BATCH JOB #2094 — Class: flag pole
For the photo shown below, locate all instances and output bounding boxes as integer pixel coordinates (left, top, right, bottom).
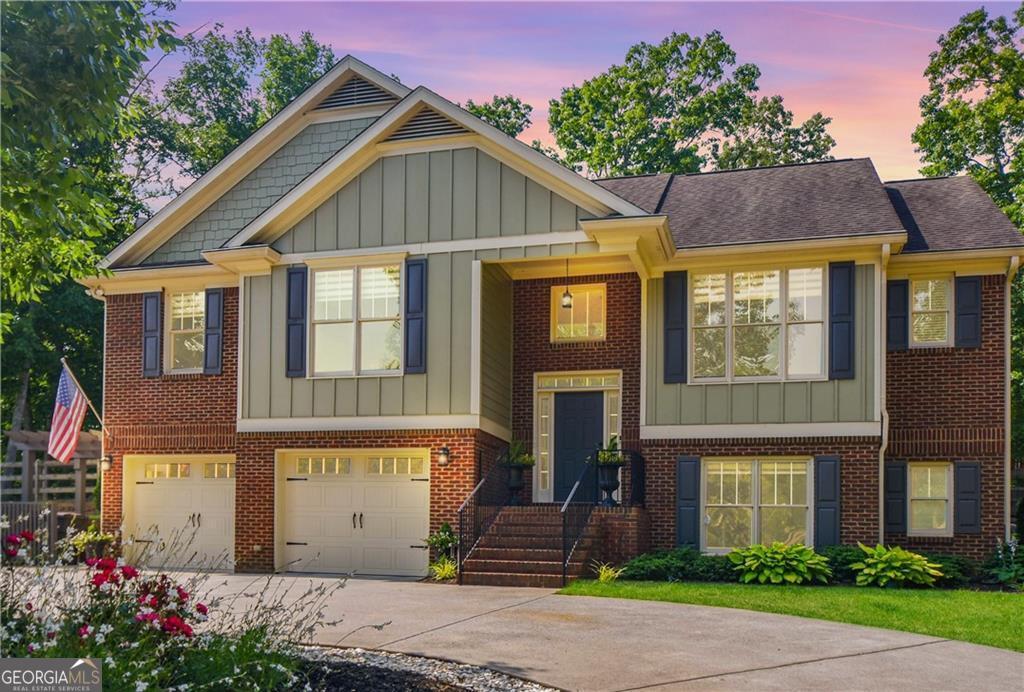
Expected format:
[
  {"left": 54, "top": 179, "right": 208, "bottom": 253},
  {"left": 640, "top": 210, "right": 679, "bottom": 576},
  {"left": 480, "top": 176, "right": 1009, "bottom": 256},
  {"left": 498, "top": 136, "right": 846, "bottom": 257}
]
[{"left": 59, "top": 357, "right": 105, "bottom": 431}]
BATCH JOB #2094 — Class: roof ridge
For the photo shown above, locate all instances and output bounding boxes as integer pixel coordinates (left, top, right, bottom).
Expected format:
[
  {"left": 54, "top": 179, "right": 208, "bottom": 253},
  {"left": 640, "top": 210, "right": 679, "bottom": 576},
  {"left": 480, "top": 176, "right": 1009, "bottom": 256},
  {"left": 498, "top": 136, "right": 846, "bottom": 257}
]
[
  {"left": 884, "top": 175, "right": 957, "bottom": 184},
  {"left": 681, "top": 157, "right": 861, "bottom": 178},
  {"left": 593, "top": 172, "right": 667, "bottom": 182}
]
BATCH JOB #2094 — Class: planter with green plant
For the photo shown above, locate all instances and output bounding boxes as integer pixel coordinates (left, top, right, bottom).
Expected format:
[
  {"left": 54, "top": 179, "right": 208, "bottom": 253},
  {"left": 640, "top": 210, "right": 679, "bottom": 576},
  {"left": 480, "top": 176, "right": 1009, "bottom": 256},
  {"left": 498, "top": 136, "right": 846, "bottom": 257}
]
[
  {"left": 68, "top": 523, "right": 116, "bottom": 562},
  {"left": 595, "top": 435, "right": 625, "bottom": 507},
  {"left": 505, "top": 440, "right": 535, "bottom": 505}
]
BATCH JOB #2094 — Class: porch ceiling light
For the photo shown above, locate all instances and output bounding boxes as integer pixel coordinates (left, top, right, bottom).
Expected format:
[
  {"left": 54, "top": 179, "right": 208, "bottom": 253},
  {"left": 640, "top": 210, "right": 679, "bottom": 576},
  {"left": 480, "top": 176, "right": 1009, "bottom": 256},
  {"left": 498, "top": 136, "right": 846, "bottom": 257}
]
[
  {"left": 437, "top": 446, "right": 451, "bottom": 467},
  {"left": 561, "top": 258, "right": 573, "bottom": 309}
]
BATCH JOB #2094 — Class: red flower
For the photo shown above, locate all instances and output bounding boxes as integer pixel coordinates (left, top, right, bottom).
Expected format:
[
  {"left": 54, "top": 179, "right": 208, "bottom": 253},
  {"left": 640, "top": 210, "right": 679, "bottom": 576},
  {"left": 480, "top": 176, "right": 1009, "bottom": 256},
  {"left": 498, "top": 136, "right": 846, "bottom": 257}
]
[
  {"left": 85, "top": 557, "right": 99, "bottom": 567},
  {"left": 90, "top": 572, "right": 109, "bottom": 588},
  {"left": 25, "top": 602, "right": 32, "bottom": 611},
  {"left": 78, "top": 624, "right": 91, "bottom": 638},
  {"left": 160, "top": 615, "right": 193, "bottom": 638},
  {"left": 121, "top": 565, "right": 140, "bottom": 580},
  {"left": 135, "top": 611, "right": 158, "bottom": 623},
  {"left": 195, "top": 603, "right": 208, "bottom": 615},
  {"left": 175, "top": 586, "right": 189, "bottom": 602},
  {"left": 19, "top": 530, "right": 35, "bottom": 542},
  {"left": 95, "top": 557, "right": 117, "bottom": 572},
  {"left": 5, "top": 534, "right": 21, "bottom": 545},
  {"left": 47, "top": 631, "right": 56, "bottom": 640},
  {"left": 3, "top": 548, "right": 16, "bottom": 558}
]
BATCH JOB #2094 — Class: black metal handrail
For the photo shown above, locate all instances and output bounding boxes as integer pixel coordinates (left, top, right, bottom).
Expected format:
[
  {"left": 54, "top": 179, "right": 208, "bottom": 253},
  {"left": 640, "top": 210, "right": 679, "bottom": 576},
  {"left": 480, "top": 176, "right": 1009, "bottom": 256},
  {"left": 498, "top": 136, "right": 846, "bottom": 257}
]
[
  {"left": 560, "top": 447, "right": 600, "bottom": 585},
  {"left": 456, "top": 445, "right": 510, "bottom": 583}
]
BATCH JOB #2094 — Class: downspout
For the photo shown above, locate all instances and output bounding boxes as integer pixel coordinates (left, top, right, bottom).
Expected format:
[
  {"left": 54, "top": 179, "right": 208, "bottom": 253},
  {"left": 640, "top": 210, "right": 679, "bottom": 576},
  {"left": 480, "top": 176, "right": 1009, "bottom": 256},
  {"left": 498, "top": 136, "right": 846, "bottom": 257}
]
[
  {"left": 878, "top": 245, "right": 891, "bottom": 545},
  {"left": 1006, "top": 256, "right": 1020, "bottom": 541}
]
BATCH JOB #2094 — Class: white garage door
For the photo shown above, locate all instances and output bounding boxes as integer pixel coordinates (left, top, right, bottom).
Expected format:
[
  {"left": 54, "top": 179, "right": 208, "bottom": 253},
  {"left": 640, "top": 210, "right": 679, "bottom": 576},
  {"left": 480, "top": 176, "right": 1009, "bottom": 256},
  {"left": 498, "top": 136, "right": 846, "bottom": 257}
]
[
  {"left": 126, "top": 457, "right": 235, "bottom": 570},
  {"left": 281, "top": 452, "right": 430, "bottom": 576}
]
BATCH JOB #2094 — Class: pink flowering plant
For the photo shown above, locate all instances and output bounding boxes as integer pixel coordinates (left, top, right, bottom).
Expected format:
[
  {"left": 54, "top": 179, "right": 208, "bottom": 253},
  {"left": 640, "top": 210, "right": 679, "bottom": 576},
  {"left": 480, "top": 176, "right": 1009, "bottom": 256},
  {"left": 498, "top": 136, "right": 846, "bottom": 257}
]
[{"left": 1, "top": 510, "right": 347, "bottom": 690}]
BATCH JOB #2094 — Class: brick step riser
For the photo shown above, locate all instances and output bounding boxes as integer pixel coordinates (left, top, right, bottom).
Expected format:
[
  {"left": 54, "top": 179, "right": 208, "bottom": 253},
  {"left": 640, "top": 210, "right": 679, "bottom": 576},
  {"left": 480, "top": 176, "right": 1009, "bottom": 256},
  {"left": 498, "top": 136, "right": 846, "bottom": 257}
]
[
  {"left": 462, "top": 559, "right": 586, "bottom": 575},
  {"left": 476, "top": 536, "right": 595, "bottom": 550},
  {"left": 468, "top": 548, "right": 562, "bottom": 562},
  {"left": 478, "top": 526, "right": 565, "bottom": 538},
  {"left": 460, "top": 572, "right": 570, "bottom": 588}
]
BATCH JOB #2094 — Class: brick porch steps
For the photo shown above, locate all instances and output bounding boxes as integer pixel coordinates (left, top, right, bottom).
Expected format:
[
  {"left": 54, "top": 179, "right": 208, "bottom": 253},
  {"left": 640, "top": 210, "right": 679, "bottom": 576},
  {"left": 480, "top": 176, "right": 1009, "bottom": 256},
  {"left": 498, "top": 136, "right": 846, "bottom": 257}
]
[{"left": 460, "top": 505, "right": 597, "bottom": 587}]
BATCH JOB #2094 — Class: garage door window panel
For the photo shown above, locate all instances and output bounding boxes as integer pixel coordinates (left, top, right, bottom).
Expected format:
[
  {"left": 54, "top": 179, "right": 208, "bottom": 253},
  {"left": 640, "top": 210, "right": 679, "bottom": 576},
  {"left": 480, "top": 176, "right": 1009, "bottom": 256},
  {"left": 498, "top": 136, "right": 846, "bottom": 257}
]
[{"left": 145, "top": 462, "right": 191, "bottom": 479}]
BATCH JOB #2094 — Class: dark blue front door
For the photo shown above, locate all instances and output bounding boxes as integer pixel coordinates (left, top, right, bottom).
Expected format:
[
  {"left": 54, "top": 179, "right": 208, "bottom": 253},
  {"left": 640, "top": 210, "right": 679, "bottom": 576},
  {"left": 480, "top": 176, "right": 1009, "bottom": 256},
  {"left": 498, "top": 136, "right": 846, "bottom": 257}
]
[{"left": 553, "top": 391, "right": 604, "bottom": 503}]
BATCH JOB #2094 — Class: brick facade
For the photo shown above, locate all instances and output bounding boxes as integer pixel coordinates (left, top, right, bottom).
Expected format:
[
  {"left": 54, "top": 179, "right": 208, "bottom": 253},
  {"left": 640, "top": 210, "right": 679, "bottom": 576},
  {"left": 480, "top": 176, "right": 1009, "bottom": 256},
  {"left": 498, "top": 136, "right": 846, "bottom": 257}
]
[
  {"left": 884, "top": 273, "right": 1007, "bottom": 559},
  {"left": 639, "top": 437, "right": 882, "bottom": 551}
]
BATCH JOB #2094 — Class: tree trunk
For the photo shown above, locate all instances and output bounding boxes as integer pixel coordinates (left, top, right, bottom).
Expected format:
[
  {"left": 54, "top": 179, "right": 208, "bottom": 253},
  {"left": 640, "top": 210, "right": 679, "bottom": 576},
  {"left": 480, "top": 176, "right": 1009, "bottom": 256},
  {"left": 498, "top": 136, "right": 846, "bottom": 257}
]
[{"left": 4, "top": 369, "right": 30, "bottom": 466}]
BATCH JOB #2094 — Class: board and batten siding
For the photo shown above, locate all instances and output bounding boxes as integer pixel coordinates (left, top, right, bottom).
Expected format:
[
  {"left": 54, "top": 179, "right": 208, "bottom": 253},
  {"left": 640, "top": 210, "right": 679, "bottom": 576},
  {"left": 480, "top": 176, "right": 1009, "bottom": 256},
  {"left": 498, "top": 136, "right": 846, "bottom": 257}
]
[
  {"left": 272, "top": 147, "right": 585, "bottom": 253},
  {"left": 144, "top": 117, "right": 378, "bottom": 265},
  {"left": 480, "top": 264, "right": 513, "bottom": 429},
  {"left": 645, "top": 264, "right": 876, "bottom": 425}
]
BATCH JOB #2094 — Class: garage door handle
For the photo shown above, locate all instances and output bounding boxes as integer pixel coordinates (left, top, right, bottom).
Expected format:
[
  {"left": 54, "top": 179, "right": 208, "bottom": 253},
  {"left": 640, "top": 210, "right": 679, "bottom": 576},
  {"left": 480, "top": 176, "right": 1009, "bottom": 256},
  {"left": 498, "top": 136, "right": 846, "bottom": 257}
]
[
  {"left": 285, "top": 477, "right": 308, "bottom": 481},
  {"left": 410, "top": 478, "right": 429, "bottom": 482},
  {"left": 359, "top": 512, "right": 363, "bottom": 529},
  {"left": 286, "top": 542, "right": 307, "bottom": 546},
  {"left": 352, "top": 512, "right": 356, "bottom": 529},
  {"left": 196, "top": 513, "right": 201, "bottom": 528},
  {"left": 410, "top": 545, "right": 428, "bottom": 549},
  {"left": 136, "top": 481, "right": 154, "bottom": 485}
]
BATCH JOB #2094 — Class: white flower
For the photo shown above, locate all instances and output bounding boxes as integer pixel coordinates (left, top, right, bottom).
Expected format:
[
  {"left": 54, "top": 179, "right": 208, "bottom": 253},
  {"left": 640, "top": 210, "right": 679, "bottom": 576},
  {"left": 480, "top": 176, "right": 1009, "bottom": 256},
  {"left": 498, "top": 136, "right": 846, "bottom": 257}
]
[
  {"left": 135, "top": 682, "right": 148, "bottom": 691},
  {"left": 95, "top": 634, "right": 105, "bottom": 644}
]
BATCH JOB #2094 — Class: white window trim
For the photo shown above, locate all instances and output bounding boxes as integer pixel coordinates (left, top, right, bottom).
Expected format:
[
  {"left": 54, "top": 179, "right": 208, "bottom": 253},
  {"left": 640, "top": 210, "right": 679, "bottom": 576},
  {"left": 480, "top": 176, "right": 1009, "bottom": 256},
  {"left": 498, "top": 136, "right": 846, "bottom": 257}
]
[
  {"left": 164, "top": 289, "right": 206, "bottom": 375},
  {"left": 700, "top": 456, "right": 814, "bottom": 554},
  {"left": 308, "top": 262, "right": 404, "bottom": 378},
  {"left": 907, "top": 461, "right": 954, "bottom": 537},
  {"left": 549, "top": 283, "right": 607, "bottom": 343},
  {"left": 909, "top": 275, "right": 954, "bottom": 349},
  {"left": 688, "top": 265, "right": 829, "bottom": 384}
]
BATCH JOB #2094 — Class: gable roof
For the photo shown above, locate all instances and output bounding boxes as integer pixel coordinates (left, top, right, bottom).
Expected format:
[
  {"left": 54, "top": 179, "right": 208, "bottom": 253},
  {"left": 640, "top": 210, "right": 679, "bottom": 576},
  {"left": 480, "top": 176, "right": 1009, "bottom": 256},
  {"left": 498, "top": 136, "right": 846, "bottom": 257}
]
[
  {"left": 885, "top": 176, "right": 1023, "bottom": 253},
  {"left": 225, "top": 88, "right": 647, "bottom": 248},
  {"left": 597, "top": 159, "right": 906, "bottom": 249},
  {"left": 101, "top": 56, "right": 409, "bottom": 268}
]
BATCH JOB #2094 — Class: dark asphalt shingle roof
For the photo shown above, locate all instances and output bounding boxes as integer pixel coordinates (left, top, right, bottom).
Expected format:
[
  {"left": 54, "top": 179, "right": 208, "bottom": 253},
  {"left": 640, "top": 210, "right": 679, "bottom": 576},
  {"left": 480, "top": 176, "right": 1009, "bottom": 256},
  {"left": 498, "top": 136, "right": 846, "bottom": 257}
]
[
  {"left": 594, "top": 159, "right": 1022, "bottom": 253},
  {"left": 885, "top": 176, "right": 1023, "bottom": 252}
]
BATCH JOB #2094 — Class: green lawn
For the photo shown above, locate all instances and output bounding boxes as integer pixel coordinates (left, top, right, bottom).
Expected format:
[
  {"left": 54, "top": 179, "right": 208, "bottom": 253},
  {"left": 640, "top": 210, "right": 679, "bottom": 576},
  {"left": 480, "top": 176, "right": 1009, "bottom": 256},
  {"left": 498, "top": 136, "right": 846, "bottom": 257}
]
[{"left": 561, "top": 581, "right": 1024, "bottom": 652}]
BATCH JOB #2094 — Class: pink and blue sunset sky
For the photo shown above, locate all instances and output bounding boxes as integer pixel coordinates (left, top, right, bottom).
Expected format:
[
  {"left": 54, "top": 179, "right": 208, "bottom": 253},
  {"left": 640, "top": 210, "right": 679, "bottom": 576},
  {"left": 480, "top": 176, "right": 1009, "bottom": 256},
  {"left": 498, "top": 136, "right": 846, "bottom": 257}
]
[{"left": 155, "top": 1, "right": 1019, "bottom": 181}]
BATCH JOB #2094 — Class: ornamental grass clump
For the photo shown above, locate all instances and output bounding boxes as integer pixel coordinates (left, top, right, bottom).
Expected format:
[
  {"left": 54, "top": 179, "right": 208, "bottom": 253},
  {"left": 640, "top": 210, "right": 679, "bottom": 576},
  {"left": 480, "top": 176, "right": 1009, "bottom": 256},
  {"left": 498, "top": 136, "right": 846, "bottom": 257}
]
[
  {"left": 728, "top": 542, "right": 832, "bottom": 585},
  {"left": 850, "top": 543, "right": 943, "bottom": 588},
  {"left": 0, "top": 509, "right": 354, "bottom": 690}
]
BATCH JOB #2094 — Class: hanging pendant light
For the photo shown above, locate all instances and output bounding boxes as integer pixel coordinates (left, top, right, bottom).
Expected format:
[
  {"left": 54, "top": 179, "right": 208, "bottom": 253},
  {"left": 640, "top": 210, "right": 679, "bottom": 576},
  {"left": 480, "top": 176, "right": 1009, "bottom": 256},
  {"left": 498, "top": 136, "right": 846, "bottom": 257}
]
[{"left": 561, "top": 258, "right": 573, "bottom": 309}]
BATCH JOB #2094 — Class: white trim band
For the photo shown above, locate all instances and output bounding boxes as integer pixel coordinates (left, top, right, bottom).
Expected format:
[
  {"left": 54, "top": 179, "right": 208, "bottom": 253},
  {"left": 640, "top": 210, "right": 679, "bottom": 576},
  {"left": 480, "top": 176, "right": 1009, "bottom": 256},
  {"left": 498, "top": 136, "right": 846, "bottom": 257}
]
[
  {"left": 640, "top": 421, "right": 882, "bottom": 440},
  {"left": 238, "top": 414, "right": 511, "bottom": 439}
]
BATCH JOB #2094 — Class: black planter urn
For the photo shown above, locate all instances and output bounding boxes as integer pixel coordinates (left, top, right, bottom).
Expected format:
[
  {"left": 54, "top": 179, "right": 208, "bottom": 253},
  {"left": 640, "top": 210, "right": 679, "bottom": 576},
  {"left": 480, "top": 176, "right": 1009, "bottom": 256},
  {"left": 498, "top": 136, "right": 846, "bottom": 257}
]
[
  {"left": 597, "top": 463, "right": 624, "bottom": 507},
  {"left": 507, "top": 464, "right": 527, "bottom": 505}
]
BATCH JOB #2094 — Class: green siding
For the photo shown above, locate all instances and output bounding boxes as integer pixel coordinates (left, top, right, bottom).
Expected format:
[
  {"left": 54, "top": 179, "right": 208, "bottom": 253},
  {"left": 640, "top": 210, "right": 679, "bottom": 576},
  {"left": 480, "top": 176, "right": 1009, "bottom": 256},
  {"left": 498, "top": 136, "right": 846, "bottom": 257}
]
[
  {"left": 645, "top": 264, "right": 877, "bottom": 425},
  {"left": 272, "top": 147, "right": 584, "bottom": 253},
  {"left": 143, "top": 117, "right": 377, "bottom": 265},
  {"left": 480, "top": 264, "right": 513, "bottom": 428}
]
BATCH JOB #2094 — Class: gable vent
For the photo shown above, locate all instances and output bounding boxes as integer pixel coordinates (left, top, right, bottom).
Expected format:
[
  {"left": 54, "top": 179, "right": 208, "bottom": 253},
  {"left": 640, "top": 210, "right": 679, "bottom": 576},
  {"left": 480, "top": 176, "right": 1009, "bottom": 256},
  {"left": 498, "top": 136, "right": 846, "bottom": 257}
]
[
  {"left": 385, "top": 108, "right": 469, "bottom": 141},
  {"left": 314, "top": 76, "right": 398, "bottom": 110}
]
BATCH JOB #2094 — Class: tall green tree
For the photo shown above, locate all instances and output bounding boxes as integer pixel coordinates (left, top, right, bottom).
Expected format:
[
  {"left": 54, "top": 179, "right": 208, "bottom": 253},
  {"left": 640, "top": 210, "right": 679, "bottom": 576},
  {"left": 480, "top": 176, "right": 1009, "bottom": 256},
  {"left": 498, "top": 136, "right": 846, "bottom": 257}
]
[
  {"left": 464, "top": 94, "right": 533, "bottom": 137},
  {"left": 0, "top": 0, "right": 178, "bottom": 329},
  {"left": 913, "top": 4, "right": 1024, "bottom": 464},
  {"left": 547, "top": 31, "right": 835, "bottom": 177}
]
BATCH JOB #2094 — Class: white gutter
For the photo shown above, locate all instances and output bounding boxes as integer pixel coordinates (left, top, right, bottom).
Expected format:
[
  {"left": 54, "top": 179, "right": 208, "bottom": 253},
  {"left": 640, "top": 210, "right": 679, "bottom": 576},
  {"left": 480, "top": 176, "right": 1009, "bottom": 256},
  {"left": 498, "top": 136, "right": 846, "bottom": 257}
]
[{"left": 878, "top": 244, "right": 891, "bottom": 544}]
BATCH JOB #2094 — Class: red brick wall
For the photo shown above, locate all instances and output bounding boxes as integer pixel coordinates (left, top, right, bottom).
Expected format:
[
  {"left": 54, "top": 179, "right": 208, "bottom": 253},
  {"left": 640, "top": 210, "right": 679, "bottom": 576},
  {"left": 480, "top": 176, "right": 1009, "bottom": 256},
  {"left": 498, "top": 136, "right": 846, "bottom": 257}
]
[
  {"left": 885, "top": 274, "right": 1007, "bottom": 559},
  {"left": 101, "top": 290, "right": 239, "bottom": 532},
  {"left": 233, "top": 429, "right": 504, "bottom": 571},
  {"left": 640, "top": 437, "right": 882, "bottom": 550},
  {"left": 512, "top": 272, "right": 642, "bottom": 478},
  {"left": 594, "top": 506, "right": 651, "bottom": 565}
]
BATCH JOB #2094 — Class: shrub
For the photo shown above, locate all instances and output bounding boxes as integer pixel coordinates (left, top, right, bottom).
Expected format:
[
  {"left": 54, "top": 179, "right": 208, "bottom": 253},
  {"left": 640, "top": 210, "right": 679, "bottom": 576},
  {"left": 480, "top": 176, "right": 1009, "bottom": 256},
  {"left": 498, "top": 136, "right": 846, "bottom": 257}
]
[
  {"left": 429, "top": 556, "right": 457, "bottom": 581},
  {"left": 621, "top": 548, "right": 734, "bottom": 582},
  {"left": 817, "top": 545, "right": 863, "bottom": 584},
  {"left": 425, "top": 523, "right": 457, "bottom": 560},
  {"left": 986, "top": 539, "right": 1023, "bottom": 589},
  {"left": 850, "top": 543, "right": 943, "bottom": 587},
  {"left": 592, "top": 561, "right": 625, "bottom": 583},
  {"left": 922, "top": 553, "right": 977, "bottom": 588},
  {"left": 728, "top": 543, "right": 832, "bottom": 585}
]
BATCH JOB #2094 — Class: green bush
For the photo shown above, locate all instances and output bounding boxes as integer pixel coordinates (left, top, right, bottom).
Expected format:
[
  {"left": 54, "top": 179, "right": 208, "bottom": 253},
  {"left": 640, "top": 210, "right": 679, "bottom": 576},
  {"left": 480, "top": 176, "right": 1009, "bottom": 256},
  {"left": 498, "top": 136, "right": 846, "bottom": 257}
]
[
  {"left": 429, "top": 556, "right": 457, "bottom": 581},
  {"left": 985, "top": 539, "right": 1023, "bottom": 589},
  {"left": 851, "top": 543, "right": 943, "bottom": 587},
  {"left": 621, "top": 548, "right": 734, "bottom": 582},
  {"left": 922, "top": 553, "right": 977, "bottom": 588},
  {"left": 817, "top": 545, "right": 863, "bottom": 584},
  {"left": 728, "top": 543, "right": 832, "bottom": 585}
]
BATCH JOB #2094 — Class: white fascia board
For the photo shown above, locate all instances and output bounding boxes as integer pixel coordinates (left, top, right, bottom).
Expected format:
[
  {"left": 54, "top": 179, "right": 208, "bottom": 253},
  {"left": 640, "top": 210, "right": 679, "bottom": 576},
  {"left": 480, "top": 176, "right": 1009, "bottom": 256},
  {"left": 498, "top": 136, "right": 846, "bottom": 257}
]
[
  {"left": 640, "top": 422, "right": 883, "bottom": 440},
  {"left": 101, "top": 56, "right": 408, "bottom": 269},
  {"left": 237, "top": 414, "right": 490, "bottom": 433},
  {"left": 226, "top": 87, "right": 649, "bottom": 249}
]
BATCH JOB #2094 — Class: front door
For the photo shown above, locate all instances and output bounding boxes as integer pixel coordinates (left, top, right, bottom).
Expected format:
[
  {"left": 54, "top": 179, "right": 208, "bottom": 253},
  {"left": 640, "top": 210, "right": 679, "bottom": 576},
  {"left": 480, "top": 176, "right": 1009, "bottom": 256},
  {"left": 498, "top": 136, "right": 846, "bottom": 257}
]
[{"left": 553, "top": 391, "right": 604, "bottom": 502}]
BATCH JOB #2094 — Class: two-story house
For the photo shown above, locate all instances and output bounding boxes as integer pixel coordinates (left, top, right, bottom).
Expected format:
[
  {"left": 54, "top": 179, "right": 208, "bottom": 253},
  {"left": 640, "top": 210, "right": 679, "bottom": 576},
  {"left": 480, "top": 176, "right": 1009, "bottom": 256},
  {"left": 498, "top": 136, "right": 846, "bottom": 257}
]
[{"left": 84, "top": 57, "right": 1022, "bottom": 586}]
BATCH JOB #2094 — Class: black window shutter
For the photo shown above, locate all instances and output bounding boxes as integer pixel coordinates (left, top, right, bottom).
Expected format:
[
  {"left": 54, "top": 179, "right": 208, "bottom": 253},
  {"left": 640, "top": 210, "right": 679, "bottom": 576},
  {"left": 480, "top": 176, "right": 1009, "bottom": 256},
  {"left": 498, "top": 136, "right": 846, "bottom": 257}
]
[
  {"left": 886, "top": 279, "right": 909, "bottom": 351},
  {"left": 286, "top": 266, "right": 308, "bottom": 378},
  {"left": 954, "top": 276, "right": 982, "bottom": 348},
  {"left": 404, "top": 258, "right": 427, "bottom": 374},
  {"left": 954, "top": 461, "right": 981, "bottom": 534},
  {"left": 813, "top": 455, "right": 841, "bottom": 547},
  {"left": 676, "top": 455, "right": 700, "bottom": 547},
  {"left": 203, "top": 288, "right": 224, "bottom": 375},
  {"left": 828, "top": 261, "right": 855, "bottom": 379},
  {"left": 664, "top": 271, "right": 688, "bottom": 384},
  {"left": 883, "top": 461, "right": 907, "bottom": 534},
  {"left": 142, "top": 291, "right": 162, "bottom": 378}
]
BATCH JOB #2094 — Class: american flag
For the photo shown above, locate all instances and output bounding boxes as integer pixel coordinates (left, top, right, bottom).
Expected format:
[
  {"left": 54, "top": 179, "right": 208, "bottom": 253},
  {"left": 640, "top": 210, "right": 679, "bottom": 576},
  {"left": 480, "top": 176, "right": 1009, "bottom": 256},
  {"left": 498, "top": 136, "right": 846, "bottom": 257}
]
[{"left": 47, "top": 366, "right": 88, "bottom": 463}]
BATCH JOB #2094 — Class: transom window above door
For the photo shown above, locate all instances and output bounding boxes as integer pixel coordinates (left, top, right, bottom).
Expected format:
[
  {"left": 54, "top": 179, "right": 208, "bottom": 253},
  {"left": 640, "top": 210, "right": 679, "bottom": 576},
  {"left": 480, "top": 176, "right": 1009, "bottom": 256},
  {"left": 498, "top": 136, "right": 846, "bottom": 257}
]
[
  {"left": 311, "top": 264, "right": 402, "bottom": 376},
  {"left": 550, "top": 283, "right": 606, "bottom": 342},
  {"left": 691, "top": 267, "right": 825, "bottom": 381},
  {"left": 167, "top": 291, "right": 205, "bottom": 372}
]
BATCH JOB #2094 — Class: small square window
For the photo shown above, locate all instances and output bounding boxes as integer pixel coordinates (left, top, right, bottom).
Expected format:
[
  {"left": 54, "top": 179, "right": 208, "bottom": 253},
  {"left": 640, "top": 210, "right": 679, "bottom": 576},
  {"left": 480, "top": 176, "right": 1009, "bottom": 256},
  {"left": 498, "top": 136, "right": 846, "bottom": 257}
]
[{"left": 204, "top": 462, "right": 234, "bottom": 479}]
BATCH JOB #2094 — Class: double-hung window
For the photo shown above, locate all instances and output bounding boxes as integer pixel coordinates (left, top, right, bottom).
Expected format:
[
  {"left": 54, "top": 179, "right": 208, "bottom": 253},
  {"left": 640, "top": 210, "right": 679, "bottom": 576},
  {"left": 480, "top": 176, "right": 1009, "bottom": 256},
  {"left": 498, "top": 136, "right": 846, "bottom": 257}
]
[
  {"left": 907, "top": 462, "right": 952, "bottom": 536},
  {"left": 703, "top": 458, "right": 811, "bottom": 551},
  {"left": 311, "top": 264, "right": 401, "bottom": 376},
  {"left": 168, "top": 291, "right": 205, "bottom": 372},
  {"left": 691, "top": 267, "right": 824, "bottom": 381},
  {"left": 911, "top": 278, "right": 951, "bottom": 346}
]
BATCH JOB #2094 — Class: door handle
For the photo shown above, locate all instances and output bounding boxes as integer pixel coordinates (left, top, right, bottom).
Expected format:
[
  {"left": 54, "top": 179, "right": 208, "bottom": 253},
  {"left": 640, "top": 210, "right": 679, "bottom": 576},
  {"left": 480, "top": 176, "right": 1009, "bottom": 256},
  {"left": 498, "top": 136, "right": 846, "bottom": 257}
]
[
  {"left": 352, "top": 513, "right": 356, "bottom": 529},
  {"left": 359, "top": 513, "right": 363, "bottom": 529}
]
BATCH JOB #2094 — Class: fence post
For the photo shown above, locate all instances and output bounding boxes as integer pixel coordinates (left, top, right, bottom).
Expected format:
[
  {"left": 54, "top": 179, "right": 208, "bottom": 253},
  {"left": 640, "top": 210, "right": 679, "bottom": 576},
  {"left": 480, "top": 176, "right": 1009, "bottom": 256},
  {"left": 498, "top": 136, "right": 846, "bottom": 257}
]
[
  {"left": 74, "top": 458, "right": 87, "bottom": 514},
  {"left": 21, "top": 449, "right": 35, "bottom": 501}
]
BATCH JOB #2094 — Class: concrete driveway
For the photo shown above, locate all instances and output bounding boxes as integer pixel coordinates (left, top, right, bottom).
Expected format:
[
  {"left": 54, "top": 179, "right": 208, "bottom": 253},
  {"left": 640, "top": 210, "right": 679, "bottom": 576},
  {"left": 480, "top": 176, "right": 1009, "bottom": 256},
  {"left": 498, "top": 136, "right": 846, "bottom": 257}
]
[{"left": 205, "top": 574, "right": 1023, "bottom": 691}]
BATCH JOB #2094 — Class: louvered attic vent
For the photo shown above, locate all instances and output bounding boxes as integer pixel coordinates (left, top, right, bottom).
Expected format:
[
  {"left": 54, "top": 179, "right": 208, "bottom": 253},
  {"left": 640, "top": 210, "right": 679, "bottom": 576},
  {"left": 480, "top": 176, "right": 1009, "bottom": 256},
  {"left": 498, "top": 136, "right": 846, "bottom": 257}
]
[
  {"left": 384, "top": 108, "right": 470, "bottom": 141},
  {"left": 313, "top": 76, "right": 398, "bottom": 110}
]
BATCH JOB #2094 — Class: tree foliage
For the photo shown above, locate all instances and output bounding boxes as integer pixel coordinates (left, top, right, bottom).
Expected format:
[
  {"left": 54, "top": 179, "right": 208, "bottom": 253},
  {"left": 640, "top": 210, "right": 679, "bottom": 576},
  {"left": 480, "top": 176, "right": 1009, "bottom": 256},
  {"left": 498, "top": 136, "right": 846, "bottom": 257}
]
[
  {"left": 913, "top": 4, "right": 1024, "bottom": 463},
  {"left": 0, "top": 0, "right": 178, "bottom": 329},
  {"left": 547, "top": 31, "right": 834, "bottom": 177},
  {"left": 463, "top": 94, "right": 533, "bottom": 137}
]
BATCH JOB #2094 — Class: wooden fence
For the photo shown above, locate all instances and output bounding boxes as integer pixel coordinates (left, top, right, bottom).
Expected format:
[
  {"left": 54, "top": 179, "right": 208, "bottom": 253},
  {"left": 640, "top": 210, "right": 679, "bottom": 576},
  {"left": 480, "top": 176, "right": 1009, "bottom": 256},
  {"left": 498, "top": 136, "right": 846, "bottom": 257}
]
[{"left": 1, "top": 501, "right": 59, "bottom": 554}]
